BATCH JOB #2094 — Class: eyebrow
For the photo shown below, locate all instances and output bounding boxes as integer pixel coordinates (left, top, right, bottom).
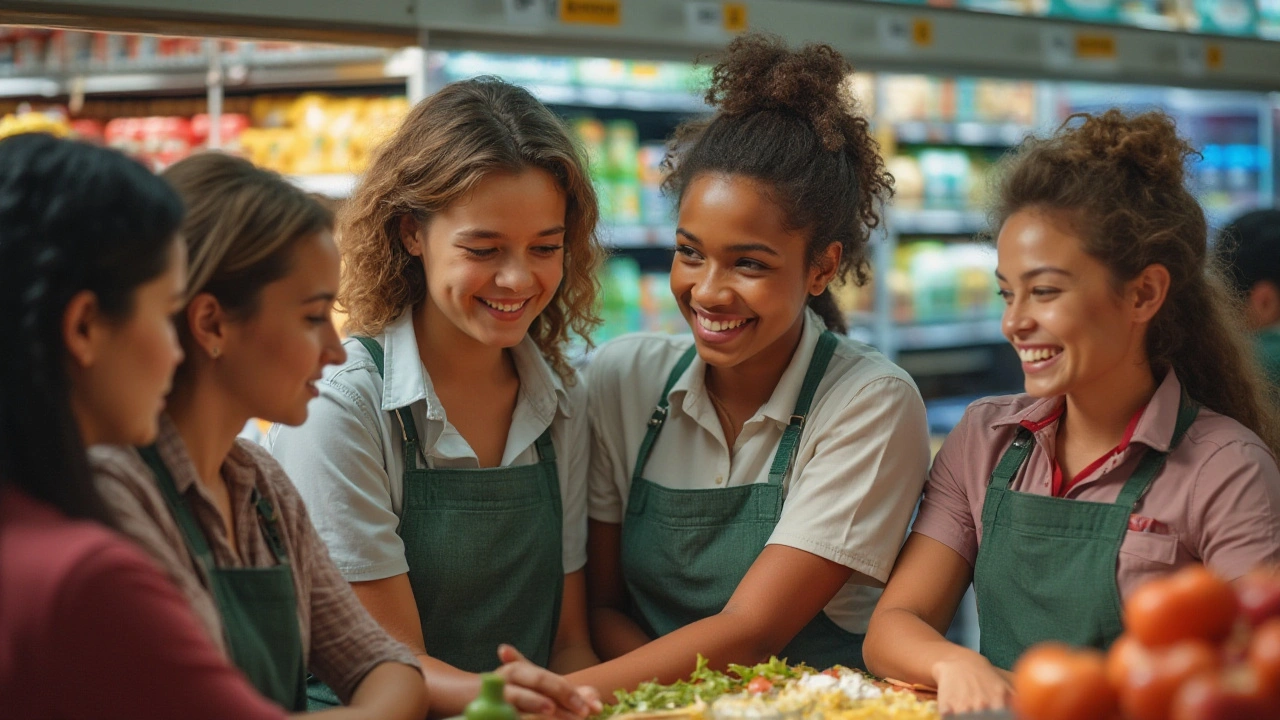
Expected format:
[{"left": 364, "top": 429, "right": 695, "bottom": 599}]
[
  {"left": 455, "top": 226, "right": 566, "bottom": 240},
  {"left": 676, "top": 228, "right": 781, "bottom": 257},
  {"left": 994, "top": 266, "right": 1073, "bottom": 282},
  {"left": 302, "top": 292, "right": 336, "bottom": 303}
]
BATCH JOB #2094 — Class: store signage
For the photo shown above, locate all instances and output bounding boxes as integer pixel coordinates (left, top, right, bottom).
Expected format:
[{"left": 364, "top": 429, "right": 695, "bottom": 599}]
[
  {"left": 559, "top": 0, "right": 622, "bottom": 26},
  {"left": 686, "top": 2, "right": 748, "bottom": 38}
]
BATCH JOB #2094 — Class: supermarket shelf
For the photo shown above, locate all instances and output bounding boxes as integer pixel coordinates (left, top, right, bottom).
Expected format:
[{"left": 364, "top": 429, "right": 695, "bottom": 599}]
[
  {"left": 289, "top": 173, "right": 358, "bottom": 198},
  {"left": 893, "top": 318, "right": 1006, "bottom": 351},
  {"left": 893, "top": 121, "right": 1035, "bottom": 147},
  {"left": 889, "top": 208, "right": 990, "bottom": 236},
  {"left": 529, "top": 85, "right": 706, "bottom": 114},
  {"left": 0, "top": 47, "right": 407, "bottom": 98},
  {"left": 601, "top": 224, "right": 676, "bottom": 249}
]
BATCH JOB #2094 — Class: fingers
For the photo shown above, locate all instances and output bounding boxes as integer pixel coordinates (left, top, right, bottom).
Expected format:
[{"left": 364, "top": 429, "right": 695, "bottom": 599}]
[
  {"left": 504, "top": 685, "right": 556, "bottom": 717},
  {"left": 495, "top": 645, "right": 593, "bottom": 718},
  {"left": 575, "top": 686, "right": 604, "bottom": 715}
]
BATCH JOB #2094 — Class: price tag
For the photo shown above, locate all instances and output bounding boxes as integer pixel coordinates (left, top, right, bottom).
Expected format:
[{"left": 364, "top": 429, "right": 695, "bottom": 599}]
[
  {"left": 686, "top": 2, "right": 748, "bottom": 39},
  {"left": 877, "top": 14, "right": 911, "bottom": 54},
  {"left": 1074, "top": 33, "right": 1117, "bottom": 60},
  {"left": 559, "top": 0, "right": 621, "bottom": 26},
  {"left": 1042, "top": 27, "right": 1118, "bottom": 72},
  {"left": 1207, "top": 43, "right": 1224, "bottom": 70},
  {"left": 504, "top": 0, "right": 554, "bottom": 26},
  {"left": 912, "top": 18, "right": 933, "bottom": 47}
]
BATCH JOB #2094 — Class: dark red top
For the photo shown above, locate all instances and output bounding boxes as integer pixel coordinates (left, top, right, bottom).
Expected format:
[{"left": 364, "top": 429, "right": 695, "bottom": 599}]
[{"left": 0, "top": 485, "right": 287, "bottom": 720}]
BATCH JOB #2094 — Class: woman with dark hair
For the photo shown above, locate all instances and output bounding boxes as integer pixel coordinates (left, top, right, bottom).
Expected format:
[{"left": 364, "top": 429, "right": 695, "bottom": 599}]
[
  {"left": 90, "top": 152, "right": 428, "bottom": 719},
  {"left": 864, "top": 110, "right": 1280, "bottom": 714},
  {"left": 575, "top": 34, "right": 930, "bottom": 692},
  {"left": 0, "top": 133, "right": 288, "bottom": 719}
]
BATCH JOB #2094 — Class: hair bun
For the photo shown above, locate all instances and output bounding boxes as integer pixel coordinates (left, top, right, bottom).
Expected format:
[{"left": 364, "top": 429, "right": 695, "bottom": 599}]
[
  {"left": 1065, "top": 109, "right": 1193, "bottom": 186},
  {"left": 705, "top": 33, "right": 856, "bottom": 152}
]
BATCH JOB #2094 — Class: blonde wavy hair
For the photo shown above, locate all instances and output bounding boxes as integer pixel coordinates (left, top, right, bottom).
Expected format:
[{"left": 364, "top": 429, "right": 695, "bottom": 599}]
[{"left": 339, "top": 76, "right": 604, "bottom": 381}]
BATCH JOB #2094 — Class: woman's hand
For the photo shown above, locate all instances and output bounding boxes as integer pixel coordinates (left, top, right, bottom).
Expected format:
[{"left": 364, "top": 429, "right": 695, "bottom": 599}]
[
  {"left": 496, "top": 645, "right": 603, "bottom": 720},
  {"left": 931, "top": 656, "right": 1014, "bottom": 716}
]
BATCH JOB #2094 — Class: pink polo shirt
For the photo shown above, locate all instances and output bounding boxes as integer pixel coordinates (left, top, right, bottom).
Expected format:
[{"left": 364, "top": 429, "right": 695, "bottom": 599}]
[{"left": 912, "top": 371, "right": 1280, "bottom": 599}]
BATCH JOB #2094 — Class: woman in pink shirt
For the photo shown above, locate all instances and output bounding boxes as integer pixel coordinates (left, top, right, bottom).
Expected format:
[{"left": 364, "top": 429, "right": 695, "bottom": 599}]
[
  {"left": 864, "top": 110, "right": 1280, "bottom": 715},
  {"left": 0, "top": 133, "right": 289, "bottom": 719}
]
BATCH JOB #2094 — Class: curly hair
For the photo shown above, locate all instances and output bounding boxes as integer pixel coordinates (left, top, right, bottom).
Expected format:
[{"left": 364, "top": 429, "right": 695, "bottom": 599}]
[
  {"left": 338, "top": 77, "right": 603, "bottom": 382},
  {"left": 662, "top": 33, "right": 894, "bottom": 333},
  {"left": 991, "top": 109, "right": 1279, "bottom": 454}
]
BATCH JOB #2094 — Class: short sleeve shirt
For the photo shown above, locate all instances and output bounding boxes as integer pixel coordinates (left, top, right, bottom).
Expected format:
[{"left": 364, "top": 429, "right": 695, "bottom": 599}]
[
  {"left": 266, "top": 310, "right": 590, "bottom": 583},
  {"left": 587, "top": 309, "right": 933, "bottom": 634},
  {"left": 911, "top": 370, "right": 1280, "bottom": 598},
  {"left": 90, "top": 418, "right": 418, "bottom": 704}
]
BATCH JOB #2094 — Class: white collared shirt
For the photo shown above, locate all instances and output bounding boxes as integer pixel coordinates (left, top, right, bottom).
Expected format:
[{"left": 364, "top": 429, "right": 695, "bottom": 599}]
[
  {"left": 586, "top": 310, "right": 931, "bottom": 633},
  {"left": 268, "top": 310, "right": 589, "bottom": 582}
]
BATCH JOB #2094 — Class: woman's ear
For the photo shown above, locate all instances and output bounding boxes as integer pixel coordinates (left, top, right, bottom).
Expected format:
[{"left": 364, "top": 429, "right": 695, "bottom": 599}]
[
  {"left": 808, "top": 241, "right": 844, "bottom": 296},
  {"left": 400, "top": 215, "right": 423, "bottom": 257},
  {"left": 1130, "top": 263, "right": 1171, "bottom": 324},
  {"left": 62, "top": 290, "right": 103, "bottom": 368},
  {"left": 185, "top": 293, "right": 228, "bottom": 361}
]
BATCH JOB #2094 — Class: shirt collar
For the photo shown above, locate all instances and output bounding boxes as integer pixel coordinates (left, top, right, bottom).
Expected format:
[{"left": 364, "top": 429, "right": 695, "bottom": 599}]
[
  {"left": 990, "top": 369, "right": 1185, "bottom": 453},
  {"left": 152, "top": 413, "right": 257, "bottom": 493},
  {"left": 377, "top": 310, "right": 572, "bottom": 420},
  {"left": 666, "top": 308, "right": 825, "bottom": 427}
]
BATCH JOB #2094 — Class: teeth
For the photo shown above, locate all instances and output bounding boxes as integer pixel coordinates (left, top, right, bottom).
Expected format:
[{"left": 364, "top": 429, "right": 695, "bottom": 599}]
[
  {"left": 481, "top": 298, "right": 527, "bottom": 313},
  {"left": 1018, "top": 347, "right": 1061, "bottom": 363},
  {"left": 698, "top": 315, "right": 748, "bottom": 333}
]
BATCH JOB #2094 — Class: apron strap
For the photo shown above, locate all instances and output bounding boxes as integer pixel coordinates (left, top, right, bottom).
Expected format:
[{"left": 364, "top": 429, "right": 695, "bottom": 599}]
[
  {"left": 354, "top": 335, "right": 426, "bottom": 470},
  {"left": 1113, "top": 390, "right": 1200, "bottom": 508},
  {"left": 766, "top": 331, "right": 838, "bottom": 486},
  {"left": 534, "top": 427, "right": 557, "bottom": 463},
  {"left": 630, "top": 344, "right": 698, "bottom": 482},
  {"left": 989, "top": 428, "right": 1036, "bottom": 491}
]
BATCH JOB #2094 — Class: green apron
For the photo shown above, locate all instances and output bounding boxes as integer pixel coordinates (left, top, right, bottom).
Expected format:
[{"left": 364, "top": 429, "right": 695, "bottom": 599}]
[
  {"left": 972, "top": 392, "right": 1199, "bottom": 670},
  {"left": 621, "top": 331, "right": 865, "bottom": 670},
  {"left": 310, "top": 336, "right": 565, "bottom": 706},
  {"left": 139, "top": 445, "right": 308, "bottom": 711}
]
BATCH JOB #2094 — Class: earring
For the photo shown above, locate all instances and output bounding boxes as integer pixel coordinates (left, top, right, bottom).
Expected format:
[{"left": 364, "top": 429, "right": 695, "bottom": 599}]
[{"left": 211, "top": 347, "right": 221, "bottom": 359}]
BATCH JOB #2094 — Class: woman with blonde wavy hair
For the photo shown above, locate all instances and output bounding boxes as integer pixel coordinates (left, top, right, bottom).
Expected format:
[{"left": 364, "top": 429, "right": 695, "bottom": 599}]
[{"left": 269, "top": 76, "right": 606, "bottom": 719}]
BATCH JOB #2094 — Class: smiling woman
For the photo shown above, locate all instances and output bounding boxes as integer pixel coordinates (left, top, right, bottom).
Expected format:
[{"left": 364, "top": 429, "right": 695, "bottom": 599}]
[
  {"left": 863, "top": 110, "right": 1280, "bottom": 716},
  {"left": 267, "top": 76, "right": 608, "bottom": 720},
  {"left": 574, "top": 32, "right": 931, "bottom": 698}
]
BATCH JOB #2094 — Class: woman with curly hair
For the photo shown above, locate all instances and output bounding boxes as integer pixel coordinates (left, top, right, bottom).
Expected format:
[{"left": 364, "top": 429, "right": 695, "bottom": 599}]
[
  {"left": 573, "top": 34, "right": 931, "bottom": 692},
  {"left": 269, "top": 77, "right": 606, "bottom": 718},
  {"left": 863, "top": 110, "right": 1280, "bottom": 714}
]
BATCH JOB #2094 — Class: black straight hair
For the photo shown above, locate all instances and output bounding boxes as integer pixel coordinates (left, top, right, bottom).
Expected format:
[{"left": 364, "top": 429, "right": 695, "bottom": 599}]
[{"left": 0, "top": 133, "right": 184, "bottom": 525}]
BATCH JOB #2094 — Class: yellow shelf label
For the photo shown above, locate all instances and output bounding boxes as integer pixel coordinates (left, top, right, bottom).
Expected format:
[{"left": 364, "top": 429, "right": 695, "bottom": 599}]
[
  {"left": 1074, "top": 33, "right": 1117, "bottom": 60},
  {"left": 912, "top": 18, "right": 933, "bottom": 47},
  {"left": 1207, "top": 44, "right": 1223, "bottom": 70},
  {"left": 560, "top": 0, "right": 622, "bottom": 26},
  {"left": 723, "top": 3, "right": 748, "bottom": 32}
]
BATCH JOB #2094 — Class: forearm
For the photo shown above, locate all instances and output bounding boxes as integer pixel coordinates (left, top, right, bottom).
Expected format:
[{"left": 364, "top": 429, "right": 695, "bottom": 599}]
[
  {"left": 570, "top": 611, "right": 773, "bottom": 697},
  {"left": 864, "top": 607, "right": 983, "bottom": 686},
  {"left": 412, "top": 655, "right": 484, "bottom": 719},
  {"left": 588, "top": 607, "right": 652, "bottom": 661},
  {"left": 308, "top": 663, "right": 428, "bottom": 720},
  {"left": 550, "top": 642, "right": 600, "bottom": 674}
]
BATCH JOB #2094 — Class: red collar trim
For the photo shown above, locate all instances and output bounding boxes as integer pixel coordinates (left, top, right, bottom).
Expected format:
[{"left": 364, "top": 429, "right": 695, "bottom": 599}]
[{"left": 1050, "top": 405, "right": 1146, "bottom": 497}]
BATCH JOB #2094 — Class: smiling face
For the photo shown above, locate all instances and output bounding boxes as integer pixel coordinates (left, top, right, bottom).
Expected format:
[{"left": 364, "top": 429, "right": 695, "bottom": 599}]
[
  {"left": 671, "top": 173, "right": 837, "bottom": 371},
  {"left": 996, "top": 208, "right": 1156, "bottom": 399},
  {"left": 217, "top": 230, "right": 346, "bottom": 426},
  {"left": 406, "top": 168, "right": 568, "bottom": 351}
]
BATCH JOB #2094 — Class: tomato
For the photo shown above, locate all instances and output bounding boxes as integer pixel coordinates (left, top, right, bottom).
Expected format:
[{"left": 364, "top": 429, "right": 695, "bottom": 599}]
[
  {"left": 1169, "top": 666, "right": 1276, "bottom": 720},
  {"left": 1235, "top": 567, "right": 1280, "bottom": 628},
  {"left": 1012, "top": 643, "right": 1119, "bottom": 720},
  {"left": 1110, "top": 639, "right": 1220, "bottom": 720},
  {"left": 1126, "top": 566, "right": 1239, "bottom": 647},
  {"left": 1107, "top": 634, "right": 1148, "bottom": 691},
  {"left": 746, "top": 676, "right": 773, "bottom": 695},
  {"left": 1248, "top": 619, "right": 1280, "bottom": 699}
]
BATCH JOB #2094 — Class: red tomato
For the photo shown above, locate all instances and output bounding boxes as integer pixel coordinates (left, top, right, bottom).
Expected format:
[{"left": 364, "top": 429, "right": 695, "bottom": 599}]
[
  {"left": 1107, "top": 635, "right": 1148, "bottom": 691},
  {"left": 1126, "top": 566, "right": 1239, "bottom": 647},
  {"left": 1170, "top": 666, "right": 1277, "bottom": 720},
  {"left": 1112, "top": 639, "right": 1220, "bottom": 720},
  {"left": 1012, "top": 643, "right": 1119, "bottom": 720},
  {"left": 746, "top": 676, "right": 773, "bottom": 695},
  {"left": 1235, "top": 567, "right": 1280, "bottom": 628},
  {"left": 1249, "top": 619, "right": 1280, "bottom": 699}
]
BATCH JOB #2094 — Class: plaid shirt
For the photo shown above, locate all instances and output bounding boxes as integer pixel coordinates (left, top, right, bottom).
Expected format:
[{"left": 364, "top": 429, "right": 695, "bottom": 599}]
[{"left": 91, "top": 415, "right": 419, "bottom": 704}]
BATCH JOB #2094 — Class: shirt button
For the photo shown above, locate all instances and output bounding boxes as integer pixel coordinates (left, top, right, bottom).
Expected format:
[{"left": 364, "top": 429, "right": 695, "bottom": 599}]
[{"left": 715, "top": 476, "right": 724, "bottom": 485}]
